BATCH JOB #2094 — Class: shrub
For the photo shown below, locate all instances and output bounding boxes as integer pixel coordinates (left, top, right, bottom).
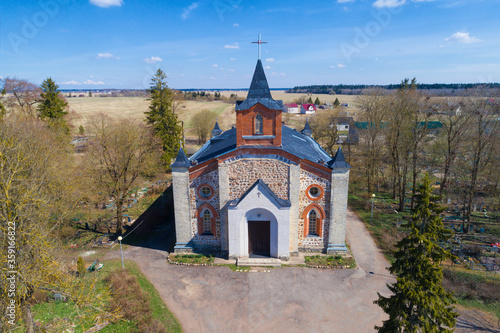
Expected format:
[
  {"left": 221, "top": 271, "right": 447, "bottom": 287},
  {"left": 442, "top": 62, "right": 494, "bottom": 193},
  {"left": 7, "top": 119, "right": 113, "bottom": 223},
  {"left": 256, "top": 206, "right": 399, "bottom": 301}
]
[
  {"left": 77, "top": 256, "right": 85, "bottom": 278},
  {"left": 105, "top": 269, "right": 167, "bottom": 333}
]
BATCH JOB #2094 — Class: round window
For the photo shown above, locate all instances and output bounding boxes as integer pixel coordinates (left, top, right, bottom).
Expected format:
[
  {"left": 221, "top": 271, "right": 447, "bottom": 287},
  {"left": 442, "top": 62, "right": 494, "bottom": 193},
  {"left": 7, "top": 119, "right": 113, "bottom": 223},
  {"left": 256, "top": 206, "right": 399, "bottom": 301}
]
[
  {"left": 200, "top": 186, "right": 211, "bottom": 198},
  {"left": 309, "top": 187, "right": 320, "bottom": 198}
]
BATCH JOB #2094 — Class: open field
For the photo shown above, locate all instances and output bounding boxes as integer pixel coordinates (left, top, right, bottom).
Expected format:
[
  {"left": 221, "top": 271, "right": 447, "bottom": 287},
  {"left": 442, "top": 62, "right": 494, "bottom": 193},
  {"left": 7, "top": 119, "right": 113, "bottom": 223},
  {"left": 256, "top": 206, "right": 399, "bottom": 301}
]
[
  {"left": 67, "top": 93, "right": 356, "bottom": 136},
  {"left": 68, "top": 97, "right": 236, "bottom": 134},
  {"left": 218, "top": 90, "right": 359, "bottom": 106}
]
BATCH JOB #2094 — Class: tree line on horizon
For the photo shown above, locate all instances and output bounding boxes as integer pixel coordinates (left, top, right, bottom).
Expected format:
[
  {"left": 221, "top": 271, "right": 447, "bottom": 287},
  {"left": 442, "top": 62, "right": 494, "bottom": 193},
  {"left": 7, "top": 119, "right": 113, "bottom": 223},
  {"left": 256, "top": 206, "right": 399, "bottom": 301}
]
[{"left": 288, "top": 82, "right": 500, "bottom": 96}]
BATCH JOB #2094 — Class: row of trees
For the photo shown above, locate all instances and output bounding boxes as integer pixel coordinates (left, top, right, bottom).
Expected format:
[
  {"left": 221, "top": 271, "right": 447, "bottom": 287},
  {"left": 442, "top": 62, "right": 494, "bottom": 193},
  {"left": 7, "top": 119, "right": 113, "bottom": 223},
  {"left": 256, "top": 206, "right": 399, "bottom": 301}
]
[
  {"left": 348, "top": 80, "right": 499, "bottom": 231},
  {"left": 0, "top": 69, "right": 183, "bottom": 330}
]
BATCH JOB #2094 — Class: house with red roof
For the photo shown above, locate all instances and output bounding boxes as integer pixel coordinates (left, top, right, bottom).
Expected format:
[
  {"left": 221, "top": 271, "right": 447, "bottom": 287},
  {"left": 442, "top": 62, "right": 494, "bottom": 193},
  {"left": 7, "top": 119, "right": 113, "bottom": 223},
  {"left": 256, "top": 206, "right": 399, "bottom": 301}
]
[
  {"left": 301, "top": 103, "right": 316, "bottom": 114},
  {"left": 284, "top": 103, "right": 299, "bottom": 113}
]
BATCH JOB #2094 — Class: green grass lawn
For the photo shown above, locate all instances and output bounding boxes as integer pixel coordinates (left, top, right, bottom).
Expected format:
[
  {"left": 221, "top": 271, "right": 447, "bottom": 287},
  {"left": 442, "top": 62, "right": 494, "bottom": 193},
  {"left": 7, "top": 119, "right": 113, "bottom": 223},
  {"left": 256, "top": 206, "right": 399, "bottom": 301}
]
[
  {"left": 348, "top": 186, "right": 500, "bottom": 321},
  {"left": 31, "top": 259, "right": 181, "bottom": 332}
]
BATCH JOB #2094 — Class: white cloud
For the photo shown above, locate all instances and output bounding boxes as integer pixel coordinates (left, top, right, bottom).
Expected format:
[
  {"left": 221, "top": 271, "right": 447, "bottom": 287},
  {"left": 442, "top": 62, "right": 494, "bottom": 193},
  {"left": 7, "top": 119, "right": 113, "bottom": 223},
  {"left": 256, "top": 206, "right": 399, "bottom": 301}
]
[
  {"left": 83, "top": 80, "right": 105, "bottom": 85},
  {"left": 373, "top": 0, "right": 436, "bottom": 8},
  {"left": 337, "top": 63, "right": 346, "bottom": 68},
  {"left": 373, "top": 0, "right": 406, "bottom": 8},
  {"left": 212, "top": 64, "right": 218, "bottom": 67},
  {"left": 96, "top": 52, "right": 120, "bottom": 60},
  {"left": 181, "top": 2, "right": 199, "bottom": 20},
  {"left": 233, "top": 23, "right": 239, "bottom": 27},
  {"left": 143, "top": 56, "right": 163, "bottom": 64},
  {"left": 227, "top": 69, "right": 235, "bottom": 72},
  {"left": 224, "top": 43, "right": 240, "bottom": 49},
  {"left": 209, "top": 76, "right": 217, "bottom": 80},
  {"left": 265, "top": 58, "right": 275, "bottom": 63},
  {"left": 264, "top": 66, "right": 271, "bottom": 69},
  {"left": 89, "top": 0, "right": 123, "bottom": 8},
  {"left": 61, "top": 80, "right": 81, "bottom": 85},
  {"left": 271, "top": 72, "right": 286, "bottom": 77},
  {"left": 445, "top": 31, "right": 481, "bottom": 44},
  {"left": 230, "top": 57, "right": 236, "bottom": 61}
]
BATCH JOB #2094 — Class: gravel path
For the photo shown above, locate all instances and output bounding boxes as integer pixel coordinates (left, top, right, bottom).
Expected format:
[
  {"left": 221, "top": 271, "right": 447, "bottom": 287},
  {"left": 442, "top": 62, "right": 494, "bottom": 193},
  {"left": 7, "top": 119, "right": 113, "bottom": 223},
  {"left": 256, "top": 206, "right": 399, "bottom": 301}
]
[{"left": 103, "top": 209, "right": 498, "bottom": 332}]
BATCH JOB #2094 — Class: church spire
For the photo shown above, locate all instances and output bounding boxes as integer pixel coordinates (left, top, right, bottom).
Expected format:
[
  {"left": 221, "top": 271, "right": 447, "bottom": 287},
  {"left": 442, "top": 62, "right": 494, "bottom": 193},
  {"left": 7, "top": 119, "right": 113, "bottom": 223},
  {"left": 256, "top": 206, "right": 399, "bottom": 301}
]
[
  {"left": 211, "top": 120, "right": 222, "bottom": 137},
  {"left": 301, "top": 118, "right": 313, "bottom": 137}
]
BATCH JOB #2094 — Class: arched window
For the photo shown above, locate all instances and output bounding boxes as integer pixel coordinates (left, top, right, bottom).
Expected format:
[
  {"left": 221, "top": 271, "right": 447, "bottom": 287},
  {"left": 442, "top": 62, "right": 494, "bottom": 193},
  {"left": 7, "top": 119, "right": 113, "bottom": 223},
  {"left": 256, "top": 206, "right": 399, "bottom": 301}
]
[
  {"left": 302, "top": 203, "right": 325, "bottom": 238},
  {"left": 203, "top": 209, "right": 212, "bottom": 235},
  {"left": 254, "top": 114, "right": 263, "bottom": 134},
  {"left": 196, "top": 203, "right": 217, "bottom": 237},
  {"left": 308, "top": 210, "right": 317, "bottom": 236}
]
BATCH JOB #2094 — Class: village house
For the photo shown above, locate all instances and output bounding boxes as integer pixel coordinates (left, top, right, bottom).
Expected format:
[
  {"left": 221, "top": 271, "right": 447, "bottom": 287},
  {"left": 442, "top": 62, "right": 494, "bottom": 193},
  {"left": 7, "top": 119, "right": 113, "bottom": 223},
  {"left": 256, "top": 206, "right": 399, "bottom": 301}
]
[
  {"left": 171, "top": 59, "right": 350, "bottom": 261},
  {"left": 283, "top": 103, "right": 299, "bottom": 113},
  {"left": 300, "top": 103, "right": 316, "bottom": 114}
]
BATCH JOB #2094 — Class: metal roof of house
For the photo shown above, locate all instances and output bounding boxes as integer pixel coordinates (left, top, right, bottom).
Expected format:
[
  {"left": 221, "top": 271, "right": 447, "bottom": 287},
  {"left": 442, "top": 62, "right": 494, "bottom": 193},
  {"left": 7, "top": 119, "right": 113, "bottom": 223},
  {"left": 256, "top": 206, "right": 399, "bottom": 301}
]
[
  {"left": 189, "top": 124, "right": 334, "bottom": 168},
  {"left": 235, "top": 59, "right": 283, "bottom": 111}
]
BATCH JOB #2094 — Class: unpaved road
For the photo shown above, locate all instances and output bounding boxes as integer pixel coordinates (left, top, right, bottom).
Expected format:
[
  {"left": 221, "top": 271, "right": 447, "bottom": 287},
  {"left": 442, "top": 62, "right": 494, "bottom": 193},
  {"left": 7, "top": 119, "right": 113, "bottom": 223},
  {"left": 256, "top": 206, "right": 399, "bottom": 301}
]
[{"left": 103, "top": 209, "right": 499, "bottom": 332}]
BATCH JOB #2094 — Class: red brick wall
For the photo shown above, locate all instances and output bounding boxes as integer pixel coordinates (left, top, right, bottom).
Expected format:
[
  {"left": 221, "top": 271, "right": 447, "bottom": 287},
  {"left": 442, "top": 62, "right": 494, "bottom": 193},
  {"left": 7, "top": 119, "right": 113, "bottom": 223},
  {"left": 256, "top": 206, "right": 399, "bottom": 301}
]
[{"left": 236, "top": 104, "right": 282, "bottom": 147}]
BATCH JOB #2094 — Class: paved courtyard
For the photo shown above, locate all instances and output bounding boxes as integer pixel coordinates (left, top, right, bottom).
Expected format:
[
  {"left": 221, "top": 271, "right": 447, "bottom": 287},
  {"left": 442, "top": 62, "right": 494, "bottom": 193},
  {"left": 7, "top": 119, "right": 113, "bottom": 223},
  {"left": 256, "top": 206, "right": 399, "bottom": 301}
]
[{"left": 103, "top": 209, "right": 499, "bottom": 332}]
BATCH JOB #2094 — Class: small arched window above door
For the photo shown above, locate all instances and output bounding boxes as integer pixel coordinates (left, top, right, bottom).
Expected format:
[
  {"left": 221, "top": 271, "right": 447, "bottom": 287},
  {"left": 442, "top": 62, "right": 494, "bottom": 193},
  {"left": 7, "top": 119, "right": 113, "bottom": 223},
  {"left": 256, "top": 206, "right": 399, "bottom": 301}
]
[{"left": 254, "top": 114, "right": 263, "bottom": 135}]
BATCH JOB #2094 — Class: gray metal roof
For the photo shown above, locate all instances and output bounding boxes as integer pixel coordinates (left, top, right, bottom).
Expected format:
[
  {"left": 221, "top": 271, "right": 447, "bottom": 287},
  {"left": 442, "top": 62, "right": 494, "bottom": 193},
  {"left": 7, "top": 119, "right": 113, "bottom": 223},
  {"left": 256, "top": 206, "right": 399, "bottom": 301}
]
[
  {"left": 235, "top": 59, "right": 283, "bottom": 111},
  {"left": 211, "top": 121, "right": 223, "bottom": 137},
  {"left": 328, "top": 147, "right": 351, "bottom": 169},
  {"left": 189, "top": 124, "right": 334, "bottom": 168},
  {"left": 171, "top": 147, "right": 190, "bottom": 168},
  {"left": 301, "top": 118, "right": 313, "bottom": 136}
]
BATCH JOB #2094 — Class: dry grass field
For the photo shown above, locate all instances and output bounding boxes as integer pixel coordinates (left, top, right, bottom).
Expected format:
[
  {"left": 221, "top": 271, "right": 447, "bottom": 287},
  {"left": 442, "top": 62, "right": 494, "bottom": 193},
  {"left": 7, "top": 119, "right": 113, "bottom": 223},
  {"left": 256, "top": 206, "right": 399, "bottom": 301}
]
[
  {"left": 219, "top": 90, "right": 359, "bottom": 106},
  {"left": 67, "top": 92, "right": 359, "bottom": 151}
]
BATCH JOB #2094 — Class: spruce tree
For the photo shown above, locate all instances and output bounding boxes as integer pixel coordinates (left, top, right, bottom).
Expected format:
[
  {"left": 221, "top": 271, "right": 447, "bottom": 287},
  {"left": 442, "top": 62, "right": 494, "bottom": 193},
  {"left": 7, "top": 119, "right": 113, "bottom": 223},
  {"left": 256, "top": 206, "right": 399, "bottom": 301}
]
[
  {"left": 144, "top": 69, "right": 182, "bottom": 167},
  {"left": 37, "top": 78, "right": 69, "bottom": 133},
  {"left": 38, "top": 78, "right": 68, "bottom": 120},
  {"left": 314, "top": 97, "right": 321, "bottom": 105},
  {"left": 375, "top": 173, "right": 457, "bottom": 332},
  {"left": 334, "top": 98, "right": 340, "bottom": 106}
]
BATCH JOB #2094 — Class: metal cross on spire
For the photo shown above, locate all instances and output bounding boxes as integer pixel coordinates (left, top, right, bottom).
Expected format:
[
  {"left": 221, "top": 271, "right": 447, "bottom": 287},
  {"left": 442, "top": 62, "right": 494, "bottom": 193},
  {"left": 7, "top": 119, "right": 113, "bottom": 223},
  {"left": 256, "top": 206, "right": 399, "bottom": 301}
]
[{"left": 251, "top": 33, "right": 267, "bottom": 60}]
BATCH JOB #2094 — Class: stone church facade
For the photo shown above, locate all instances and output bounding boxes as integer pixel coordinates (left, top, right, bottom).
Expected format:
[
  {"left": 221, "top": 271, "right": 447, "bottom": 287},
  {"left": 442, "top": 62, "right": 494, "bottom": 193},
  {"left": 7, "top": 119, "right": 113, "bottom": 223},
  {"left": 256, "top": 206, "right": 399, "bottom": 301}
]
[{"left": 171, "top": 59, "right": 350, "bottom": 260}]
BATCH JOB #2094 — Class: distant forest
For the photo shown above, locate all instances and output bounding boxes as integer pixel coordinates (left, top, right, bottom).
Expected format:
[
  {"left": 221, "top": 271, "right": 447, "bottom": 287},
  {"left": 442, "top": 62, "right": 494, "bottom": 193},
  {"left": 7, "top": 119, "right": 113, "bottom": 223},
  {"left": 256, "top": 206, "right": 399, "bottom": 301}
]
[{"left": 287, "top": 83, "right": 500, "bottom": 96}]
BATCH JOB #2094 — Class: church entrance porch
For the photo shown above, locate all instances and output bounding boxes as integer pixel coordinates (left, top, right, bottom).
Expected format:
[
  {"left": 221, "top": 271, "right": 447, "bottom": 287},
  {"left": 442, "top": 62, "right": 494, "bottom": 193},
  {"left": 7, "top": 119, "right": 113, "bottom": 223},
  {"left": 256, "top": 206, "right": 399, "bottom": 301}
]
[
  {"left": 226, "top": 180, "right": 291, "bottom": 260},
  {"left": 248, "top": 220, "right": 270, "bottom": 257}
]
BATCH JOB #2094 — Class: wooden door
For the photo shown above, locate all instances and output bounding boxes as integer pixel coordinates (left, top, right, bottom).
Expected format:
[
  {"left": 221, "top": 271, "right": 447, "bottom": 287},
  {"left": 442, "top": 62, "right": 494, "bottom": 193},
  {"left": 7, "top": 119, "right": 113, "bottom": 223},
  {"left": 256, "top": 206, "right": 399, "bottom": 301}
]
[{"left": 248, "top": 221, "right": 270, "bottom": 256}]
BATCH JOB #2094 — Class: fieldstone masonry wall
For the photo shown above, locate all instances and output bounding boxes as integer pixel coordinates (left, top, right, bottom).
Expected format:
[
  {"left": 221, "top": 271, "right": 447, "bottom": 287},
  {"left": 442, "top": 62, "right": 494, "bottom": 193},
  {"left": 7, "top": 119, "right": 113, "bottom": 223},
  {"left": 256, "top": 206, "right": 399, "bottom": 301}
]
[
  {"left": 298, "top": 168, "right": 331, "bottom": 250},
  {"left": 226, "top": 158, "right": 290, "bottom": 201}
]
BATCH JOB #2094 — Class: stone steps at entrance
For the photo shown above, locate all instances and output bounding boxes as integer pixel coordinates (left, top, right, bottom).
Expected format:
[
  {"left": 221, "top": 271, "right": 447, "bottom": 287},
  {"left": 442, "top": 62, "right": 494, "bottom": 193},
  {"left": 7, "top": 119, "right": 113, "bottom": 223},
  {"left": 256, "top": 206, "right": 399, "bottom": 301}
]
[{"left": 236, "top": 257, "right": 282, "bottom": 267}]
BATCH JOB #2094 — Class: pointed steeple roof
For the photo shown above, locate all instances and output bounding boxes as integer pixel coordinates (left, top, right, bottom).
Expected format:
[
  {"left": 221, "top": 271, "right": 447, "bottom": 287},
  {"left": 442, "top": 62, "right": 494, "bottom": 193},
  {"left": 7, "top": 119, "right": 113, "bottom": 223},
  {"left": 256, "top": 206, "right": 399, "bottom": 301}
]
[
  {"left": 211, "top": 120, "right": 222, "bottom": 137},
  {"left": 235, "top": 59, "right": 283, "bottom": 111},
  {"left": 328, "top": 146, "right": 351, "bottom": 169},
  {"left": 301, "top": 118, "right": 313, "bottom": 136},
  {"left": 170, "top": 146, "right": 190, "bottom": 168}
]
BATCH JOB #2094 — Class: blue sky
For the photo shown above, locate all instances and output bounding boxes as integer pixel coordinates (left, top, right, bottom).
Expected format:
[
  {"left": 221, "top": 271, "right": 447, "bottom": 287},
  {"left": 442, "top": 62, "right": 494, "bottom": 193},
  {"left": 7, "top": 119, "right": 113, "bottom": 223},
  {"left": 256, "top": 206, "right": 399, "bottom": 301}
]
[{"left": 1, "top": 0, "right": 499, "bottom": 89}]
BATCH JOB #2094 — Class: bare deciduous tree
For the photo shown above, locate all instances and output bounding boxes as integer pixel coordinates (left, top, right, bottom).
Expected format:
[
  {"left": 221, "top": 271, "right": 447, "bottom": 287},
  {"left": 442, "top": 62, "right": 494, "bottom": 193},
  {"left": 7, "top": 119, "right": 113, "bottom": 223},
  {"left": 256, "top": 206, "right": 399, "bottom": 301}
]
[
  {"left": 2, "top": 77, "right": 42, "bottom": 116},
  {"left": 85, "top": 114, "right": 161, "bottom": 234},
  {"left": 191, "top": 109, "right": 218, "bottom": 144}
]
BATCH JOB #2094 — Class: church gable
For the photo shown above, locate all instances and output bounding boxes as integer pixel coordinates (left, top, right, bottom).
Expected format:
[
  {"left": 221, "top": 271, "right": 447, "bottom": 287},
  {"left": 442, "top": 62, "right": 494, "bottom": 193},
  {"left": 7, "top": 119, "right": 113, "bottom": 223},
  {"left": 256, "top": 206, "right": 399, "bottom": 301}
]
[{"left": 225, "top": 157, "right": 290, "bottom": 202}]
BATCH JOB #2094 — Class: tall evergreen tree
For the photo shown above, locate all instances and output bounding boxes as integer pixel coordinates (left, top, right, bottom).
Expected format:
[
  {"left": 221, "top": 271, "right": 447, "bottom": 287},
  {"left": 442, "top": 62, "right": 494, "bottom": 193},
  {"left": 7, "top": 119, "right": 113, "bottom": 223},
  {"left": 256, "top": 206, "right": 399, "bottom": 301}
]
[
  {"left": 334, "top": 98, "right": 340, "bottom": 106},
  {"left": 375, "top": 174, "right": 457, "bottom": 332},
  {"left": 314, "top": 97, "right": 321, "bottom": 105},
  {"left": 38, "top": 77, "right": 68, "bottom": 120},
  {"left": 144, "top": 69, "right": 182, "bottom": 167}
]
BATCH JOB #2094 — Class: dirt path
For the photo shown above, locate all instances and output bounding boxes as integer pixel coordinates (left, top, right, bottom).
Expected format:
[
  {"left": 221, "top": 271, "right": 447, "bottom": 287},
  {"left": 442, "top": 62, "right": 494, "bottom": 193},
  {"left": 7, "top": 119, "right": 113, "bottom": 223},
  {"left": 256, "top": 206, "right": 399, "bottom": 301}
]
[{"left": 102, "top": 209, "right": 499, "bottom": 332}]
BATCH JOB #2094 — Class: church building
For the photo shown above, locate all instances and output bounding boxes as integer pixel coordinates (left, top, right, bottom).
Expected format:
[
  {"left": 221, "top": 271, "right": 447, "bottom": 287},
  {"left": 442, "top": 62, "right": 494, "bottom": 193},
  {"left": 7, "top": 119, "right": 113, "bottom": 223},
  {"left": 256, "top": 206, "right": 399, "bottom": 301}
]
[{"left": 171, "top": 59, "right": 350, "bottom": 260}]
